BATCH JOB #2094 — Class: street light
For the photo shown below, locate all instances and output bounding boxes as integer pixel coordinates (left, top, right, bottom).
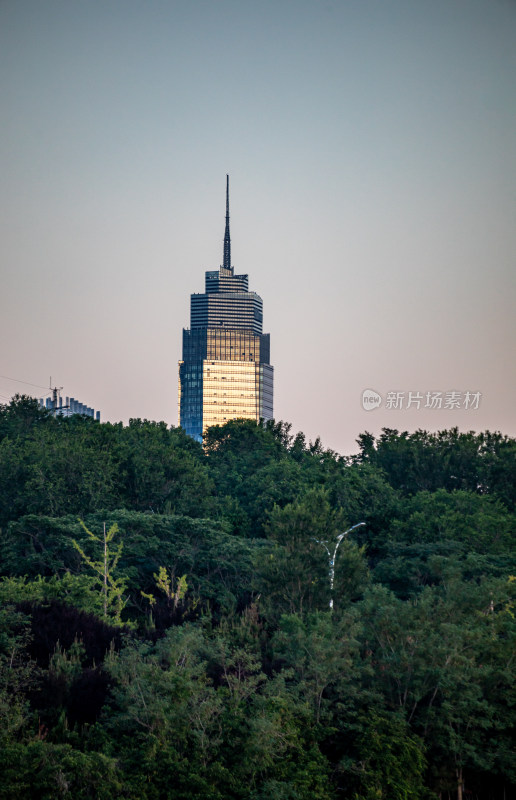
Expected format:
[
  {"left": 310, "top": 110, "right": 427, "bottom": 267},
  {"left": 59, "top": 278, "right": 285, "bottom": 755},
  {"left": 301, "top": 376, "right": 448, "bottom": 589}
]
[{"left": 315, "top": 522, "right": 366, "bottom": 610}]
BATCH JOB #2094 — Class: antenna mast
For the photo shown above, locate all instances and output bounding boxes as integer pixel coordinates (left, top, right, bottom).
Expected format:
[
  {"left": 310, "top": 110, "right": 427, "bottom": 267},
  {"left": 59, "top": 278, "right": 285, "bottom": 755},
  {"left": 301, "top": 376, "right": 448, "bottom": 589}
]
[
  {"left": 48, "top": 377, "right": 64, "bottom": 415},
  {"left": 223, "top": 174, "right": 232, "bottom": 272}
]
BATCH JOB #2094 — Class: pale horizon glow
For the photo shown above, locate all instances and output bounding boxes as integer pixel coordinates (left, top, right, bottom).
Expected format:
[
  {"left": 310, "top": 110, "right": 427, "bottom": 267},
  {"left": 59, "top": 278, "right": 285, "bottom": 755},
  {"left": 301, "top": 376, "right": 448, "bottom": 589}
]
[{"left": 1, "top": 0, "right": 515, "bottom": 455}]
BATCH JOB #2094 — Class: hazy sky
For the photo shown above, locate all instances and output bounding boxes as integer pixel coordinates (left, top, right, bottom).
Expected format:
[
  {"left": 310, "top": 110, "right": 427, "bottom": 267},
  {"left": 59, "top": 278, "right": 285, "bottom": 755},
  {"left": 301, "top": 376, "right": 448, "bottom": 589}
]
[{"left": 1, "top": 0, "right": 515, "bottom": 455}]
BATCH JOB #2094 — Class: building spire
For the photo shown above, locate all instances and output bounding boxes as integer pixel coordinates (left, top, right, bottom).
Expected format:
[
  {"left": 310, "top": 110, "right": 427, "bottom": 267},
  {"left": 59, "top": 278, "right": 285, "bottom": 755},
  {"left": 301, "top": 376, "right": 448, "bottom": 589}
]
[{"left": 223, "top": 174, "right": 232, "bottom": 271}]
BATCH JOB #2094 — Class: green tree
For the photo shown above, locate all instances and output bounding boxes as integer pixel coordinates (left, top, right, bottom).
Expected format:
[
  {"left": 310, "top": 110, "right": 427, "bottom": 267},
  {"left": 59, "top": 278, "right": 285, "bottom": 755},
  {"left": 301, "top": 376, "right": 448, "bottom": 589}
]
[
  {"left": 355, "top": 427, "right": 516, "bottom": 508},
  {"left": 357, "top": 578, "right": 516, "bottom": 799},
  {"left": 0, "top": 394, "right": 50, "bottom": 442},
  {"left": 254, "top": 488, "right": 369, "bottom": 619},
  {"left": 73, "top": 521, "right": 127, "bottom": 623},
  {"left": 350, "top": 712, "right": 427, "bottom": 800},
  {"left": 254, "top": 489, "right": 337, "bottom": 617},
  {"left": 271, "top": 611, "right": 360, "bottom": 725},
  {"left": 114, "top": 418, "right": 215, "bottom": 517}
]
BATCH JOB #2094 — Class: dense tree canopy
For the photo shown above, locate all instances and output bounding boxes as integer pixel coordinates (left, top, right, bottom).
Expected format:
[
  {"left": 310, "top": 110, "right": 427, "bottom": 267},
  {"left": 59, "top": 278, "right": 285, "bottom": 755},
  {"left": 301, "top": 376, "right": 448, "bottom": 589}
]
[{"left": 0, "top": 396, "right": 515, "bottom": 799}]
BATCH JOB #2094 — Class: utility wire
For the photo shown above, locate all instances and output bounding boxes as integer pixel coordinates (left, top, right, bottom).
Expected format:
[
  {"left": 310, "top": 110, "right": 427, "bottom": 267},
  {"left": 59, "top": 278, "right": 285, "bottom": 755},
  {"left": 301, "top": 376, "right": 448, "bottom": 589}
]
[{"left": 0, "top": 375, "right": 49, "bottom": 391}]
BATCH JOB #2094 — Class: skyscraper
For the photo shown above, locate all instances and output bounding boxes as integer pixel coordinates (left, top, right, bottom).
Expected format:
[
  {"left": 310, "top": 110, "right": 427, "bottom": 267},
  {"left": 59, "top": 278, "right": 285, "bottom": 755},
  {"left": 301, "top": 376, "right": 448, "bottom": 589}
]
[{"left": 178, "top": 176, "right": 273, "bottom": 441}]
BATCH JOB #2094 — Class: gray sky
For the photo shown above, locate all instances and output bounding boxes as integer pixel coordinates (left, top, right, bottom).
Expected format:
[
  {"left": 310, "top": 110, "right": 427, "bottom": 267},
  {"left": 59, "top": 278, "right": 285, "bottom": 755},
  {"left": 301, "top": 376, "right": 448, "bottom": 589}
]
[{"left": 1, "top": 0, "right": 515, "bottom": 455}]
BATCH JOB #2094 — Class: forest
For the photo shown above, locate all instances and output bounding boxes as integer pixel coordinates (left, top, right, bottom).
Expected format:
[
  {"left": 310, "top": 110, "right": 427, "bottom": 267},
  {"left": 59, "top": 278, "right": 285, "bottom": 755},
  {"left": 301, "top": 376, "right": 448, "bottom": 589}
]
[{"left": 0, "top": 395, "right": 515, "bottom": 799}]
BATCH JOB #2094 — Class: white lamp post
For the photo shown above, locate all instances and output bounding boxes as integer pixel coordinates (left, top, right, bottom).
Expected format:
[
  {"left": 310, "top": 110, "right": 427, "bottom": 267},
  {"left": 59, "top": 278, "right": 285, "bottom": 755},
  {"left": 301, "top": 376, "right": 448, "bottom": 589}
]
[{"left": 315, "top": 522, "right": 366, "bottom": 610}]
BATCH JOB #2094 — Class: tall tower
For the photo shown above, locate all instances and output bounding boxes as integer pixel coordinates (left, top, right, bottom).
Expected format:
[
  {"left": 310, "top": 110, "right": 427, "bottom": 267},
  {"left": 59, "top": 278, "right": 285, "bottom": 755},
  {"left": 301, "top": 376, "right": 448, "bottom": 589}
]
[{"left": 178, "top": 176, "right": 274, "bottom": 441}]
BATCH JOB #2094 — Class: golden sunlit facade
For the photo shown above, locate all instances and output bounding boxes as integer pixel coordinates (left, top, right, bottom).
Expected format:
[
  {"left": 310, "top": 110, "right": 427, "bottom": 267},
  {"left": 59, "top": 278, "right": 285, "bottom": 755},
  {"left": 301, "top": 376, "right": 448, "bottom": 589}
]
[
  {"left": 178, "top": 177, "right": 273, "bottom": 441},
  {"left": 202, "top": 360, "right": 273, "bottom": 430}
]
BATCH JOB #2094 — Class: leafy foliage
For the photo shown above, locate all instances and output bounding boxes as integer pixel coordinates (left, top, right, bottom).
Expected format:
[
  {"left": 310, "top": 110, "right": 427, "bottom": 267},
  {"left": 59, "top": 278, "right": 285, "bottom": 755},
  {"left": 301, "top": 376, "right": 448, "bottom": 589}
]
[{"left": 0, "top": 397, "right": 514, "bottom": 798}]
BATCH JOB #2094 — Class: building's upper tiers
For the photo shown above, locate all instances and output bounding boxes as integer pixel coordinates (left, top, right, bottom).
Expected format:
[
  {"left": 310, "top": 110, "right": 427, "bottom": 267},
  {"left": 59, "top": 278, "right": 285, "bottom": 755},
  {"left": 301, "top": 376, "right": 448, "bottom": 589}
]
[
  {"left": 205, "top": 267, "right": 248, "bottom": 294},
  {"left": 190, "top": 266, "right": 263, "bottom": 335}
]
